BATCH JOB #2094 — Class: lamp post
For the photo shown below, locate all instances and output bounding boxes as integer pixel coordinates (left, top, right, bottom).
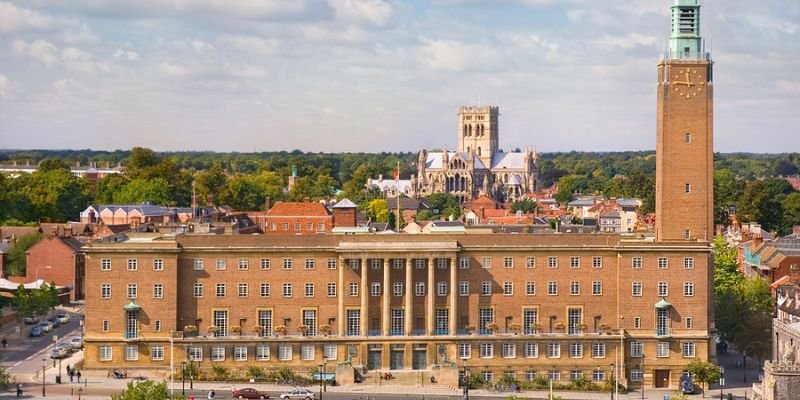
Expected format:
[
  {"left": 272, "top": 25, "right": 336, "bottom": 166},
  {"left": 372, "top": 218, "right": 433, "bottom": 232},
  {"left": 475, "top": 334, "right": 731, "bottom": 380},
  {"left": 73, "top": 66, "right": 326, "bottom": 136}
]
[
  {"left": 609, "top": 363, "right": 615, "bottom": 400},
  {"left": 42, "top": 358, "right": 47, "bottom": 397},
  {"left": 318, "top": 363, "right": 323, "bottom": 400},
  {"left": 641, "top": 352, "right": 645, "bottom": 400},
  {"left": 181, "top": 361, "right": 186, "bottom": 396},
  {"left": 719, "top": 365, "right": 725, "bottom": 400},
  {"left": 461, "top": 358, "right": 469, "bottom": 400},
  {"left": 322, "top": 357, "right": 328, "bottom": 393}
]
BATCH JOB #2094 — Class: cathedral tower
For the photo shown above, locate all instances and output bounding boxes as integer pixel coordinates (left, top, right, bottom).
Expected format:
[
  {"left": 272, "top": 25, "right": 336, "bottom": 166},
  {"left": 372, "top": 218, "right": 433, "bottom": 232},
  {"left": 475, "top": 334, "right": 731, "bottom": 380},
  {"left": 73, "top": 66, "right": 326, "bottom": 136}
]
[
  {"left": 655, "top": 0, "right": 714, "bottom": 242},
  {"left": 458, "top": 106, "right": 498, "bottom": 168}
]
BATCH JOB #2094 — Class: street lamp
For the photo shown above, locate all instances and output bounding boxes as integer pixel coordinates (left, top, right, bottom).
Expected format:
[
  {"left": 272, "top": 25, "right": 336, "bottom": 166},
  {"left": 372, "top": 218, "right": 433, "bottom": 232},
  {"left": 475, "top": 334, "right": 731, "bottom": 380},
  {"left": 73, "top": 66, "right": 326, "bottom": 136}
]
[
  {"left": 641, "top": 353, "right": 645, "bottom": 400},
  {"left": 322, "top": 357, "right": 328, "bottom": 393},
  {"left": 181, "top": 361, "right": 187, "bottom": 396},
  {"left": 42, "top": 358, "right": 47, "bottom": 397},
  {"left": 461, "top": 358, "right": 469, "bottom": 400},
  {"left": 719, "top": 365, "right": 725, "bottom": 400},
  {"left": 609, "top": 363, "right": 615, "bottom": 400}
]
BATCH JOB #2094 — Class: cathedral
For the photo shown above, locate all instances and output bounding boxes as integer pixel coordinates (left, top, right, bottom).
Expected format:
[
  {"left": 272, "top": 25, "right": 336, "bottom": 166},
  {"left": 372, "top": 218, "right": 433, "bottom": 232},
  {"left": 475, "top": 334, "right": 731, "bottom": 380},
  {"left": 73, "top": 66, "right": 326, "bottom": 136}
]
[{"left": 369, "top": 106, "right": 538, "bottom": 203}]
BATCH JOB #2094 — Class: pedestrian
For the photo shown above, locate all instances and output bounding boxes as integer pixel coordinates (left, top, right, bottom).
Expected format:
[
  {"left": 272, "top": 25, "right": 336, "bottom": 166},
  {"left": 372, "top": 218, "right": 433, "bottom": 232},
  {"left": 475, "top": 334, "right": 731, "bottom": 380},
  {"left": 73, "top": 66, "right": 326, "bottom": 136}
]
[
  {"left": 69, "top": 368, "right": 75, "bottom": 382},
  {"left": 208, "top": 389, "right": 216, "bottom": 399},
  {"left": 16, "top": 382, "right": 23, "bottom": 397},
  {"left": 66, "top": 364, "right": 71, "bottom": 375},
  {"left": 2, "top": 338, "right": 7, "bottom": 347},
  {"left": 76, "top": 370, "right": 82, "bottom": 382}
]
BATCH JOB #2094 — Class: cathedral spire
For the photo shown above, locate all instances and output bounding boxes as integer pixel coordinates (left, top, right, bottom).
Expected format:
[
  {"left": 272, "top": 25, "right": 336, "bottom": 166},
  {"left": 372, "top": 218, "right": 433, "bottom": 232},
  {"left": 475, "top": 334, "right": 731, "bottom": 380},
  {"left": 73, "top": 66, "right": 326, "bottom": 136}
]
[{"left": 669, "top": 0, "right": 704, "bottom": 60}]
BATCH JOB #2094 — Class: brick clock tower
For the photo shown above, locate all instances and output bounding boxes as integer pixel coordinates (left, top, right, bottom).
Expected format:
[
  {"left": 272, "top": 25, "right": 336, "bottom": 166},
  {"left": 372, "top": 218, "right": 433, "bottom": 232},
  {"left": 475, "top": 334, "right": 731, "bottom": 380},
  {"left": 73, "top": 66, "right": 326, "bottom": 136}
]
[{"left": 656, "top": 0, "right": 714, "bottom": 242}]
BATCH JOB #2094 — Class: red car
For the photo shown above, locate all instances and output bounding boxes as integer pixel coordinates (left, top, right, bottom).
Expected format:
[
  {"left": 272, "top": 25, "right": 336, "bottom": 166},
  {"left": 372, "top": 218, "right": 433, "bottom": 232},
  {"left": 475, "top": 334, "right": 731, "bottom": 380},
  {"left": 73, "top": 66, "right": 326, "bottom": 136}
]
[{"left": 232, "top": 388, "right": 270, "bottom": 399}]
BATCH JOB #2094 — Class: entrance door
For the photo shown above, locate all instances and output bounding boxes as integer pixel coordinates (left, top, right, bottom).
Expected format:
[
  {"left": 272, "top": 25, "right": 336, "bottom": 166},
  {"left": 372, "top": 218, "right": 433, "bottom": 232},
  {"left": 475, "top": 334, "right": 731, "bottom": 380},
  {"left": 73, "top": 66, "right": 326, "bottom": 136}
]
[
  {"left": 412, "top": 350, "right": 427, "bottom": 370},
  {"left": 654, "top": 370, "right": 670, "bottom": 388},
  {"left": 390, "top": 350, "right": 404, "bottom": 370},
  {"left": 367, "top": 350, "right": 382, "bottom": 370}
]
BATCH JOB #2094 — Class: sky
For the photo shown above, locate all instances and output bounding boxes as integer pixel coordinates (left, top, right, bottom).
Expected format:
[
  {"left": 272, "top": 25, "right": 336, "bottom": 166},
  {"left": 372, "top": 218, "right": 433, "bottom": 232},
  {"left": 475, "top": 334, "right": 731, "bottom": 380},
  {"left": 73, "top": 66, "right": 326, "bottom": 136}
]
[{"left": 0, "top": 0, "right": 798, "bottom": 154}]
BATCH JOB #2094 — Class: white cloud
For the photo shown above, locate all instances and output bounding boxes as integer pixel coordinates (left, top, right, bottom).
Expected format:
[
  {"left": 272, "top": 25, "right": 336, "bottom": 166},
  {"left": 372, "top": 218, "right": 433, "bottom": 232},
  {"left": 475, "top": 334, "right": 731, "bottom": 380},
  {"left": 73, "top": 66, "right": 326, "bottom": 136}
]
[
  {"left": 0, "top": 74, "right": 9, "bottom": 98},
  {"left": 113, "top": 48, "right": 140, "bottom": 61},
  {"left": 420, "top": 39, "right": 499, "bottom": 72},
  {"left": 190, "top": 39, "right": 214, "bottom": 52},
  {"left": 13, "top": 39, "right": 60, "bottom": 66},
  {"left": 592, "top": 33, "right": 658, "bottom": 50},
  {"left": 0, "top": 2, "right": 60, "bottom": 32},
  {"left": 217, "top": 35, "right": 279, "bottom": 56},
  {"left": 159, "top": 63, "right": 191, "bottom": 77},
  {"left": 328, "top": 0, "right": 393, "bottom": 27}
]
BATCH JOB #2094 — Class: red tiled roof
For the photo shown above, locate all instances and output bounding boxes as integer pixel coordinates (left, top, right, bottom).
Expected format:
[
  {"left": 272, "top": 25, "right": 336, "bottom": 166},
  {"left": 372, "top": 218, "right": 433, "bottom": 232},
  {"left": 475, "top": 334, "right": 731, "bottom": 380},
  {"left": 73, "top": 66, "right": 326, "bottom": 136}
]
[{"left": 267, "top": 202, "right": 329, "bottom": 217}]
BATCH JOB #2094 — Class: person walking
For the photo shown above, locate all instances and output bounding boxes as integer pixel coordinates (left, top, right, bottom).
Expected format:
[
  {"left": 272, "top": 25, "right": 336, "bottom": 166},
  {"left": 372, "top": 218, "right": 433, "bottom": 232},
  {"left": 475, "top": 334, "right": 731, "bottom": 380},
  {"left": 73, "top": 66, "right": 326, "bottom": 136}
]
[
  {"left": 16, "top": 383, "right": 23, "bottom": 397},
  {"left": 69, "top": 368, "right": 75, "bottom": 383},
  {"left": 76, "top": 370, "right": 82, "bottom": 382},
  {"left": 208, "top": 389, "right": 216, "bottom": 399},
  {"left": 2, "top": 338, "right": 8, "bottom": 347}
]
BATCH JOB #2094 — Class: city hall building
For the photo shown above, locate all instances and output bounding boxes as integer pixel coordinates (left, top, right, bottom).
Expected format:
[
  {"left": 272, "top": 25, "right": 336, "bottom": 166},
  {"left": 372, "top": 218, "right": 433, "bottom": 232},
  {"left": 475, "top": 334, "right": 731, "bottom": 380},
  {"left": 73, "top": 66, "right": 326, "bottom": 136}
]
[{"left": 82, "top": 0, "right": 716, "bottom": 391}]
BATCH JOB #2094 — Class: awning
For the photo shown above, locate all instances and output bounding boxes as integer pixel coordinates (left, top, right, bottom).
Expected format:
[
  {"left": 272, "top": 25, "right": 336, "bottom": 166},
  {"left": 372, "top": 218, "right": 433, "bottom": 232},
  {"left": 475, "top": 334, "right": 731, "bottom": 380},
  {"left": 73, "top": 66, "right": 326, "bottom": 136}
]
[
  {"left": 123, "top": 300, "right": 142, "bottom": 311},
  {"left": 655, "top": 298, "right": 672, "bottom": 309}
]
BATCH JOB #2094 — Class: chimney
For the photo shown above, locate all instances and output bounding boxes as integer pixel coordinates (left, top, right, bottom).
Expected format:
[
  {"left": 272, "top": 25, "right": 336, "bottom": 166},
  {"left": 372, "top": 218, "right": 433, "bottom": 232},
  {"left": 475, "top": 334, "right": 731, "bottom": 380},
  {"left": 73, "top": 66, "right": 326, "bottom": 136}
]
[
  {"left": 480, "top": 206, "right": 485, "bottom": 219},
  {"left": 265, "top": 197, "right": 271, "bottom": 212}
]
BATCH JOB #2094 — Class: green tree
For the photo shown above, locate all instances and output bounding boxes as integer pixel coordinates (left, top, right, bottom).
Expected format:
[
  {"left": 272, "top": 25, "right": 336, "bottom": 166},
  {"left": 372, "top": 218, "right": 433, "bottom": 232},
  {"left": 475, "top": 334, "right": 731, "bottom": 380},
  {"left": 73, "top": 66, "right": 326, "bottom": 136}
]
[
  {"left": 0, "top": 366, "right": 12, "bottom": 390},
  {"left": 713, "top": 169, "right": 745, "bottom": 226},
  {"left": 111, "top": 380, "right": 184, "bottom": 400},
  {"left": 425, "top": 193, "right": 462, "bottom": 219},
  {"left": 113, "top": 178, "right": 172, "bottom": 205},
  {"left": 782, "top": 192, "right": 800, "bottom": 234},
  {"left": 366, "top": 199, "right": 389, "bottom": 222},
  {"left": 5, "top": 232, "right": 44, "bottom": 277},
  {"left": 685, "top": 359, "right": 720, "bottom": 398},
  {"left": 554, "top": 174, "right": 591, "bottom": 205},
  {"left": 23, "top": 168, "right": 90, "bottom": 222},
  {"left": 37, "top": 158, "right": 71, "bottom": 172},
  {"left": 194, "top": 164, "right": 228, "bottom": 204},
  {"left": 11, "top": 285, "right": 35, "bottom": 322},
  {"left": 510, "top": 199, "right": 537, "bottom": 213}
]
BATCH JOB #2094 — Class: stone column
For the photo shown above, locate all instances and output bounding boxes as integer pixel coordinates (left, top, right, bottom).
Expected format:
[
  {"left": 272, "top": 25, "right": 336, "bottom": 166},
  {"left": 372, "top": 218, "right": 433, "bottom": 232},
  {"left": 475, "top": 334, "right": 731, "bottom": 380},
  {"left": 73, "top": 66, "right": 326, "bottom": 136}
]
[
  {"left": 338, "top": 256, "right": 345, "bottom": 336},
  {"left": 405, "top": 258, "right": 413, "bottom": 336},
  {"left": 382, "top": 258, "right": 390, "bottom": 336},
  {"left": 449, "top": 257, "right": 457, "bottom": 335},
  {"left": 360, "top": 257, "right": 368, "bottom": 336},
  {"left": 426, "top": 258, "right": 434, "bottom": 335}
]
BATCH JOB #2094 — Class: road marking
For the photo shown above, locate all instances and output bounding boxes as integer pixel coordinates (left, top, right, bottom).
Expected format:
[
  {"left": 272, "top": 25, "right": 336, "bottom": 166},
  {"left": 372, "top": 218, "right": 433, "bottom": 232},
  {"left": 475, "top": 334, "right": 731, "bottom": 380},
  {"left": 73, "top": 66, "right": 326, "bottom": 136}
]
[{"left": 13, "top": 361, "right": 21, "bottom": 367}]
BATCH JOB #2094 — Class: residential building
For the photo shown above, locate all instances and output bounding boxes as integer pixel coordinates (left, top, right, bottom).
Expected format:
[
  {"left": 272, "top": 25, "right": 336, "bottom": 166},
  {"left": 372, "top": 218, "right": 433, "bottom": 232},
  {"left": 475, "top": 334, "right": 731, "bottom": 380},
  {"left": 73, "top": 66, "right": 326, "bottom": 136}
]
[
  {"left": 8, "top": 234, "right": 84, "bottom": 302},
  {"left": 255, "top": 201, "right": 333, "bottom": 235}
]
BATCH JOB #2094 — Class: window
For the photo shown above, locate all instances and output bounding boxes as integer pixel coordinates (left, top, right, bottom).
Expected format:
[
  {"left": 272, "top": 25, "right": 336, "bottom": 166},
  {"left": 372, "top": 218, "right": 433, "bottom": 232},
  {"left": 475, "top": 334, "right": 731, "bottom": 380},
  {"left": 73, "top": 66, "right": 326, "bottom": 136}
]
[
  {"left": 504, "top": 257, "right": 514, "bottom": 268},
  {"left": 480, "top": 281, "right": 492, "bottom": 296},
  {"left": 346, "top": 310, "right": 359, "bottom": 336},
  {"left": 525, "top": 342, "right": 538, "bottom": 358},
  {"left": 349, "top": 283, "right": 359, "bottom": 297},
  {"left": 458, "top": 342, "right": 471, "bottom": 359},
  {"left": 592, "top": 342, "right": 606, "bottom": 358},
  {"left": 547, "top": 281, "right": 557, "bottom": 296},
  {"left": 305, "top": 258, "right": 315, "bottom": 270},
  {"left": 592, "top": 256, "right": 602, "bottom": 268},
  {"left": 327, "top": 258, "right": 337, "bottom": 269},
  {"left": 526, "top": 257, "right": 536, "bottom": 268},
  {"left": 526, "top": 281, "right": 536, "bottom": 296},
  {"left": 634, "top": 317, "right": 641, "bottom": 329},
  {"left": 436, "top": 258, "right": 448, "bottom": 269},
  {"left": 193, "top": 259, "right": 204, "bottom": 270},
  {"left": 213, "top": 310, "right": 228, "bottom": 337},
  {"left": 657, "top": 341, "right": 670, "bottom": 357},
  {"left": 547, "top": 342, "right": 561, "bottom": 358},
  {"left": 685, "top": 317, "right": 693, "bottom": 329},
  {"left": 503, "top": 281, "right": 513, "bottom": 295},
  {"left": 482, "top": 257, "right": 492, "bottom": 269},
  {"left": 151, "top": 345, "right": 164, "bottom": 361},
  {"left": 154, "top": 320, "right": 161, "bottom": 332},
  {"left": 328, "top": 283, "right": 337, "bottom": 297},
  {"left": 283, "top": 258, "right": 292, "bottom": 270},
  {"left": 392, "top": 259, "right": 403, "bottom": 269},
  {"left": 592, "top": 281, "right": 602, "bottom": 295},
  {"left": 548, "top": 371, "right": 560, "bottom": 381},
  {"left": 684, "top": 257, "right": 695, "bottom": 269},
  {"left": 392, "top": 282, "right": 403, "bottom": 296},
  {"left": 324, "top": 344, "right": 337, "bottom": 360},
  {"left": 502, "top": 343, "right": 516, "bottom": 358},
  {"left": 632, "top": 257, "right": 642, "bottom": 268},
  {"left": 294, "top": 222, "right": 301, "bottom": 231},
  {"left": 303, "top": 309, "right": 317, "bottom": 336},
  {"left": 480, "top": 343, "right": 493, "bottom": 358},
  {"left": 238, "top": 258, "right": 249, "bottom": 270},
  {"left": 592, "top": 370, "right": 605, "bottom": 382},
  {"left": 193, "top": 283, "right": 203, "bottom": 298},
  {"left": 124, "top": 344, "right": 138, "bottom": 361},
  {"left": 414, "top": 259, "right": 425, "bottom": 269},
  {"left": 630, "top": 341, "right": 643, "bottom": 357},
  {"left": 682, "top": 342, "right": 696, "bottom": 357},
  {"left": 153, "top": 284, "right": 163, "bottom": 299},
  {"left": 305, "top": 283, "right": 314, "bottom": 297},
  {"left": 459, "top": 257, "right": 470, "bottom": 269},
  {"left": 215, "top": 283, "right": 226, "bottom": 297},
  {"left": 568, "top": 308, "right": 583, "bottom": 334},
  {"left": 570, "top": 371, "right": 583, "bottom": 380},
  {"left": 482, "top": 371, "right": 494, "bottom": 382},
  {"left": 632, "top": 282, "right": 642, "bottom": 296},
  {"left": 479, "top": 307, "right": 494, "bottom": 335},
  {"left": 526, "top": 370, "right": 537, "bottom": 381},
  {"left": 318, "top": 222, "right": 325, "bottom": 231},
  {"left": 523, "top": 308, "right": 538, "bottom": 334},
  {"left": 658, "top": 282, "right": 669, "bottom": 297},
  {"left": 188, "top": 346, "right": 203, "bottom": 362},
  {"left": 371, "top": 259, "right": 381, "bottom": 270},
  {"left": 99, "top": 346, "right": 112, "bottom": 361},
  {"left": 684, "top": 282, "right": 695, "bottom": 296},
  {"left": 216, "top": 259, "right": 227, "bottom": 270},
  {"left": 416, "top": 282, "right": 425, "bottom": 296},
  {"left": 101, "top": 284, "right": 111, "bottom": 299},
  {"left": 212, "top": 346, "right": 225, "bottom": 361},
  {"left": 282, "top": 222, "right": 289, "bottom": 230},
  {"left": 570, "top": 281, "right": 580, "bottom": 295},
  {"left": 631, "top": 369, "right": 643, "bottom": 382},
  {"left": 238, "top": 283, "right": 248, "bottom": 297},
  {"left": 306, "top": 222, "right": 313, "bottom": 230},
  {"left": 261, "top": 258, "right": 270, "bottom": 270},
  {"left": 101, "top": 259, "right": 111, "bottom": 271},
  {"left": 548, "top": 257, "right": 558, "bottom": 268},
  {"left": 256, "top": 345, "right": 270, "bottom": 361},
  {"left": 685, "top": 132, "right": 691, "bottom": 144},
  {"left": 371, "top": 282, "right": 381, "bottom": 297},
  {"left": 127, "top": 259, "right": 138, "bottom": 271},
  {"left": 260, "top": 283, "right": 270, "bottom": 297},
  {"left": 686, "top": 229, "right": 692, "bottom": 239},
  {"left": 102, "top": 320, "right": 109, "bottom": 332},
  {"left": 258, "top": 310, "right": 273, "bottom": 336},
  {"left": 437, "top": 281, "right": 448, "bottom": 296},
  {"left": 279, "top": 345, "right": 292, "bottom": 361},
  {"left": 685, "top": 183, "right": 691, "bottom": 193},
  {"left": 658, "top": 257, "right": 668, "bottom": 269},
  {"left": 235, "top": 346, "right": 248, "bottom": 361},
  {"left": 153, "top": 259, "right": 163, "bottom": 271},
  {"left": 570, "top": 256, "right": 580, "bottom": 268},
  {"left": 283, "top": 283, "right": 292, "bottom": 298},
  {"left": 127, "top": 284, "right": 137, "bottom": 299},
  {"left": 569, "top": 342, "right": 583, "bottom": 358},
  {"left": 459, "top": 281, "right": 469, "bottom": 296},
  {"left": 350, "top": 259, "right": 361, "bottom": 270}
]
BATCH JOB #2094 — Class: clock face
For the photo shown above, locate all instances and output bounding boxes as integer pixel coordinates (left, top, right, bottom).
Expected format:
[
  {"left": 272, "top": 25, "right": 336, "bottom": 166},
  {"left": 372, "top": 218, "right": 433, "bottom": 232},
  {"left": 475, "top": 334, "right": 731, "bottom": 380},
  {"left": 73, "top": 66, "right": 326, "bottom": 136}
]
[{"left": 672, "top": 68, "right": 704, "bottom": 99}]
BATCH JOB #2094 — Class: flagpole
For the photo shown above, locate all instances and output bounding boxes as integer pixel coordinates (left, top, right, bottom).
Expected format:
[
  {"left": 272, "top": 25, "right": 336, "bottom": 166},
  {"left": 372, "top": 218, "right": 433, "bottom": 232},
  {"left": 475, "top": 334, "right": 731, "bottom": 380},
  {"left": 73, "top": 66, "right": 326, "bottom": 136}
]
[{"left": 395, "top": 162, "right": 401, "bottom": 233}]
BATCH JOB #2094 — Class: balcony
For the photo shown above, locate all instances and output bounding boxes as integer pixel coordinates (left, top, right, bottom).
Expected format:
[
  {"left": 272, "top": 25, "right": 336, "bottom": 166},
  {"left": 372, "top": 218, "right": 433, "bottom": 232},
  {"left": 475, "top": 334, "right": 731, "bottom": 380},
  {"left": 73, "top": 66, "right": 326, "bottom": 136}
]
[{"left": 656, "top": 327, "right": 672, "bottom": 337}]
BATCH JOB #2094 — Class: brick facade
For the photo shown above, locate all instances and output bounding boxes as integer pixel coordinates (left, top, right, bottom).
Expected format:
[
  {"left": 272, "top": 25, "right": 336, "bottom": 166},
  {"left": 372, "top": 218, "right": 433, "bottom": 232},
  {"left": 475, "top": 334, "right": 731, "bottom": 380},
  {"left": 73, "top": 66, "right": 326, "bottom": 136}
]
[{"left": 9, "top": 235, "right": 84, "bottom": 301}]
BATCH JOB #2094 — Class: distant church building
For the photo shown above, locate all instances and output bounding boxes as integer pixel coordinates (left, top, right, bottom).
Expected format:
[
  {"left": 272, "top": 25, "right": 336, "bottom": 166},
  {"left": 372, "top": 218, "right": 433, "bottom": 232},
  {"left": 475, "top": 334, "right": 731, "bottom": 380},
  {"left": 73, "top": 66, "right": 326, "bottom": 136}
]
[{"left": 369, "top": 106, "right": 538, "bottom": 203}]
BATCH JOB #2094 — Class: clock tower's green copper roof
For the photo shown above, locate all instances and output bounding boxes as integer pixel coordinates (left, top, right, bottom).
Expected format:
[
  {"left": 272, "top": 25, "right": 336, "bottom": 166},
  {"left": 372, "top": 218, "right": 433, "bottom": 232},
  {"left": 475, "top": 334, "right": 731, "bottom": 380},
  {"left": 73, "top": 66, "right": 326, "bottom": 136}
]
[{"left": 669, "top": 0, "right": 704, "bottom": 60}]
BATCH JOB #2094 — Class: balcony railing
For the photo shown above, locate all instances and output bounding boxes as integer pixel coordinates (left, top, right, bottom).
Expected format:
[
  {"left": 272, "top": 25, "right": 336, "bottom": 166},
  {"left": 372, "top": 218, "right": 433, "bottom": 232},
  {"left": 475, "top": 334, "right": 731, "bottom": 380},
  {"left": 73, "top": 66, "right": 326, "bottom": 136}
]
[{"left": 656, "top": 327, "right": 672, "bottom": 337}]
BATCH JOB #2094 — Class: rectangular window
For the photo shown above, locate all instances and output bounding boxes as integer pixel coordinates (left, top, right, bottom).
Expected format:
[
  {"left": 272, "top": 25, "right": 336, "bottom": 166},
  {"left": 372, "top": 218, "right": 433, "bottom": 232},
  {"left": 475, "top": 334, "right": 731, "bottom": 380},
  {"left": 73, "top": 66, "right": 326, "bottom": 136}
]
[
  {"left": 684, "top": 282, "right": 695, "bottom": 296},
  {"left": 685, "top": 317, "right": 693, "bottom": 329},
  {"left": 570, "top": 371, "right": 583, "bottom": 380},
  {"left": 459, "top": 257, "right": 470, "bottom": 269},
  {"left": 151, "top": 345, "right": 164, "bottom": 361},
  {"left": 347, "top": 310, "right": 360, "bottom": 336},
  {"left": 502, "top": 343, "right": 516, "bottom": 358},
  {"left": 634, "top": 317, "right": 641, "bottom": 329},
  {"left": 392, "top": 259, "right": 403, "bottom": 269},
  {"left": 371, "top": 282, "right": 381, "bottom": 297},
  {"left": 282, "top": 222, "right": 288, "bottom": 230},
  {"left": 102, "top": 320, "right": 109, "bottom": 332},
  {"left": 127, "top": 259, "right": 138, "bottom": 271},
  {"left": 523, "top": 308, "right": 538, "bottom": 335},
  {"left": 216, "top": 259, "right": 227, "bottom": 270},
  {"left": 213, "top": 310, "right": 228, "bottom": 337},
  {"left": 153, "top": 284, "right": 163, "bottom": 299},
  {"left": 632, "top": 282, "right": 642, "bottom": 296},
  {"left": 479, "top": 307, "right": 494, "bottom": 335},
  {"left": 99, "top": 346, "right": 112, "bottom": 361},
  {"left": 548, "top": 256, "right": 558, "bottom": 268},
  {"left": 592, "top": 281, "right": 602, "bottom": 295},
  {"left": 324, "top": 344, "right": 337, "bottom": 360},
  {"left": 526, "top": 257, "right": 536, "bottom": 268},
  {"left": 526, "top": 370, "right": 537, "bottom": 381},
  {"left": 349, "top": 259, "right": 361, "bottom": 270},
  {"left": 592, "top": 342, "right": 606, "bottom": 358},
  {"left": 101, "top": 259, "right": 111, "bottom": 271},
  {"left": 127, "top": 284, "right": 137, "bottom": 299},
  {"left": 261, "top": 258, "right": 270, "bottom": 270},
  {"left": 283, "top": 283, "right": 292, "bottom": 298},
  {"left": 658, "top": 257, "right": 668, "bottom": 269},
  {"left": 504, "top": 257, "right": 514, "bottom": 268},
  {"left": 548, "top": 371, "right": 560, "bottom": 381},
  {"left": 657, "top": 341, "right": 670, "bottom": 357},
  {"left": 547, "top": 281, "right": 557, "bottom": 295},
  {"left": 234, "top": 346, "right": 248, "bottom": 361},
  {"left": 592, "top": 370, "right": 606, "bottom": 382},
  {"left": 569, "top": 342, "right": 583, "bottom": 358},
  {"left": 238, "top": 283, "right": 248, "bottom": 297},
  {"left": 503, "top": 281, "right": 513, "bottom": 296},
  {"left": 303, "top": 309, "right": 317, "bottom": 336},
  {"left": 525, "top": 342, "right": 538, "bottom": 358},
  {"left": 193, "top": 259, "right": 204, "bottom": 270},
  {"left": 630, "top": 341, "right": 643, "bottom": 357},
  {"left": 480, "top": 281, "right": 492, "bottom": 296},
  {"left": 283, "top": 258, "right": 292, "bottom": 270},
  {"left": 684, "top": 257, "right": 695, "bottom": 269},
  {"left": 482, "top": 371, "right": 494, "bottom": 382},
  {"left": 256, "top": 345, "right": 270, "bottom": 361},
  {"left": 437, "top": 281, "right": 448, "bottom": 296},
  {"left": 371, "top": 259, "right": 381, "bottom": 270},
  {"left": 318, "top": 222, "right": 325, "bottom": 231},
  {"left": 685, "top": 183, "right": 691, "bottom": 193},
  {"left": 306, "top": 222, "right": 313, "bottom": 230},
  {"left": 682, "top": 342, "right": 696, "bottom": 357},
  {"left": 395, "top": 309, "right": 408, "bottom": 336},
  {"left": 153, "top": 259, "right": 163, "bottom": 271},
  {"left": 592, "top": 256, "right": 602, "bottom": 268},
  {"left": 188, "top": 346, "right": 203, "bottom": 362},
  {"left": 327, "top": 258, "right": 337, "bottom": 269},
  {"left": 305, "top": 258, "right": 315, "bottom": 270},
  {"left": 436, "top": 258, "right": 448, "bottom": 269},
  {"left": 260, "top": 283, "right": 270, "bottom": 297},
  {"left": 458, "top": 342, "right": 471, "bottom": 359},
  {"left": 216, "top": 283, "right": 226, "bottom": 297},
  {"left": 414, "top": 259, "right": 425, "bottom": 269},
  {"left": 568, "top": 307, "right": 583, "bottom": 335},
  {"left": 101, "top": 284, "right": 111, "bottom": 299},
  {"left": 658, "top": 282, "right": 669, "bottom": 297},
  {"left": 349, "top": 283, "right": 359, "bottom": 297},
  {"left": 526, "top": 281, "right": 536, "bottom": 296},
  {"left": 279, "top": 344, "right": 293, "bottom": 360},
  {"left": 685, "top": 132, "right": 692, "bottom": 144},
  {"left": 570, "top": 281, "right": 580, "bottom": 295},
  {"left": 480, "top": 343, "right": 493, "bottom": 358},
  {"left": 155, "top": 320, "right": 161, "bottom": 332},
  {"left": 632, "top": 257, "right": 642, "bottom": 268},
  {"left": 393, "top": 282, "right": 403, "bottom": 296},
  {"left": 211, "top": 346, "right": 225, "bottom": 361},
  {"left": 631, "top": 369, "right": 643, "bottom": 382},
  {"left": 328, "top": 283, "right": 337, "bottom": 297},
  {"left": 258, "top": 309, "right": 273, "bottom": 336},
  {"left": 193, "top": 283, "right": 203, "bottom": 298},
  {"left": 482, "top": 257, "right": 492, "bottom": 269},
  {"left": 305, "top": 283, "right": 315, "bottom": 297},
  {"left": 547, "top": 342, "right": 561, "bottom": 358},
  {"left": 238, "top": 258, "right": 249, "bottom": 270},
  {"left": 294, "top": 222, "right": 301, "bottom": 231},
  {"left": 459, "top": 281, "right": 469, "bottom": 296},
  {"left": 416, "top": 282, "right": 425, "bottom": 296},
  {"left": 570, "top": 256, "right": 580, "bottom": 268},
  {"left": 125, "top": 345, "right": 138, "bottom": 361}
]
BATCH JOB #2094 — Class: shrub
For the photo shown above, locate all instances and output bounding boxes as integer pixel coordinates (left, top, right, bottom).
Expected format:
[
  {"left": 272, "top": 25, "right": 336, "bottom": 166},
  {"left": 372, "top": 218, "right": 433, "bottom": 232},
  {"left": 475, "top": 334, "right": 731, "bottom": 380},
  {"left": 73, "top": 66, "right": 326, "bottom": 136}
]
[
  {"left": 211, "top": 365, "right": 229, "bottom": 381},
  {"left": 245, "top": 365, "right": 265, "bottom": 379}
]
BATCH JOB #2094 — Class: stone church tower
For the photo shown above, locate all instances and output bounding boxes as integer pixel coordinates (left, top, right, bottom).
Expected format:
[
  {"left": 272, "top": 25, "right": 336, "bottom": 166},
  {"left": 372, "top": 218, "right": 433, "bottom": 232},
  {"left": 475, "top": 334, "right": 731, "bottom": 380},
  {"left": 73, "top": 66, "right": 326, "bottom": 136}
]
[
  {"left": 457, "top": 106, "right": 499, "bottom": 168},
  {"left": 655, "top": 0, "right": 714, "bottom": 242}
]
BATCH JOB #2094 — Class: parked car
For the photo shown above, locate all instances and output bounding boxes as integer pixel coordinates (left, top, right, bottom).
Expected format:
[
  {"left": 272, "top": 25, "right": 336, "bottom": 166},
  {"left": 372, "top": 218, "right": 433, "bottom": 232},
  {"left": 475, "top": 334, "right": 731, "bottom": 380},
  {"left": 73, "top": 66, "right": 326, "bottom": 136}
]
[
  {"left": 51, "top": 344, "right": 69, "bottom": 358},
  {"left": 279, "top": 389, "right": 315, "bottom": 400},
  {"left": 30, "top": 326, "right": 44, "bottom": 337},
  {"left": 69, "top": 337, "right": 84, "bottom": 349},
  {"left": 56, "top": 313, "right": 70, "bottom": 324},
  {"left": 38, "top": 322, "right": 53, "bottom": 333},
  {"left": 48, "top": 316, "right": 60, "bottom": 328},
  {"left": 23, "top": 316, "right": 39, "bottom": 324},
  {"left": 232, "top": 388, "right": 270, "bottom": 399},
  {"left": 680, "top": 375, "right": 695, "bottom": 394}
]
